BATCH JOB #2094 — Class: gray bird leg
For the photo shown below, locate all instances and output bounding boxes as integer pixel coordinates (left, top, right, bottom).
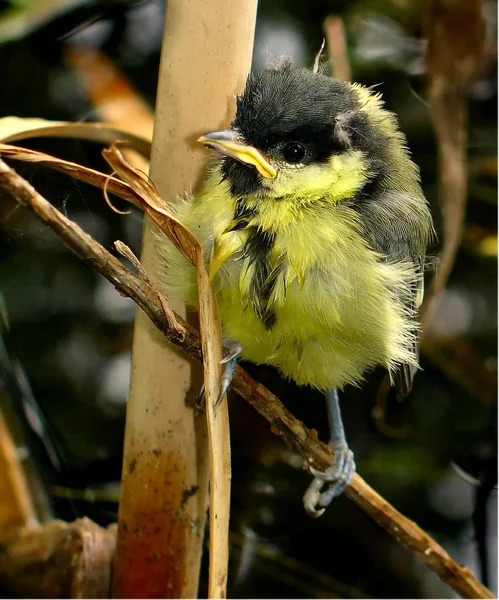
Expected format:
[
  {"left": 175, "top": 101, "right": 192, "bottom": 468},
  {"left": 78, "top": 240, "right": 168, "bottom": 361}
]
[
  {"left": 303, "top": 388, "right": 356, "bottom": 517},
  {"left": 196, "top": 340, "right": 243, "bottom": 409}
]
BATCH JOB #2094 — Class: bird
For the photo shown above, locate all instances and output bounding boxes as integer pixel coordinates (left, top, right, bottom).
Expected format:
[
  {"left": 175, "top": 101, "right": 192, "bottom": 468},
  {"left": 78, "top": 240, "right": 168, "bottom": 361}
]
[{"left": 158, "top": 58, "right": 434, "bottom": 517}]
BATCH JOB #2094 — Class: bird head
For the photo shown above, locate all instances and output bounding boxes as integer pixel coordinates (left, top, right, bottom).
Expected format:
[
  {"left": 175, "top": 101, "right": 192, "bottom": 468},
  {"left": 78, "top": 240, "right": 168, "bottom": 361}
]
[{"left": 198, "top": 61, "right": 386, "bottom": 203}]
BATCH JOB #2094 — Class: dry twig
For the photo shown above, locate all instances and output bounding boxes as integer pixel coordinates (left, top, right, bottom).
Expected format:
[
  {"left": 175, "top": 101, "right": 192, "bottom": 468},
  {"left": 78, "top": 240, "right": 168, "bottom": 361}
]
[
  {"left": 0, "top": 156, "right": 493, "bottom": 599},
  {"left": 422, "top": 0, "right": 487, "bottom": 325},
  {"left": 323, "top": 16, "right": 351, "bottom": 81},
  {"left": 0, "top": 410, "right": 38, "bottom": 540}
]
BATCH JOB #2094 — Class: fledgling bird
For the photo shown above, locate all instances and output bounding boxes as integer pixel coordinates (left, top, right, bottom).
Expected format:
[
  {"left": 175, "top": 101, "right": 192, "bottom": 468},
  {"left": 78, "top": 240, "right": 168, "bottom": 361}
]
[{"left": 159, "top": 59, "right": 434, "bottom": 516}]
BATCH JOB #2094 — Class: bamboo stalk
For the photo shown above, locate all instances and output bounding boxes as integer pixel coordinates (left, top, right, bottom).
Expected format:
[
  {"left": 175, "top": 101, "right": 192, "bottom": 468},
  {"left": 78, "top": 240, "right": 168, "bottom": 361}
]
[{"left": 112, "top": 1, "right": 258, "bottom": 597}]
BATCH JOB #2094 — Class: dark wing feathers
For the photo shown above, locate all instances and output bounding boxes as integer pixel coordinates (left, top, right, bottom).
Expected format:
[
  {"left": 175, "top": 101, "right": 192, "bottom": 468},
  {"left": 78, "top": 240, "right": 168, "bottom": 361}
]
[{"left": 355, "top": 191, "right": 432, "bottom": 400}]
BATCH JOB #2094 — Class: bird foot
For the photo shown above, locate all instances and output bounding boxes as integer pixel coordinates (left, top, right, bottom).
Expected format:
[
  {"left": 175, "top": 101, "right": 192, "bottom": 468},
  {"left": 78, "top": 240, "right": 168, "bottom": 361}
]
[
  {"left": 196, "top": 341, "right": 243, "bottom": 409},
  {"left": 303, "top": 442, "right": 356, "bottom": 518}
]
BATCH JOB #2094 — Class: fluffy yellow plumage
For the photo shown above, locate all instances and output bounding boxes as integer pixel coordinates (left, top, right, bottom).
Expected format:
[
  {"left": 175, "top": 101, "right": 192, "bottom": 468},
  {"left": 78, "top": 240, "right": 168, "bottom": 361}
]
[
  {"left": 156, "top": 60, "right": 434, "bottom": 514},
  {"left": 157, "top": 71, "right": 432, "bottom": 392},
  {"left": 160, "top": 164, "right": 417, "bottom": 391}
]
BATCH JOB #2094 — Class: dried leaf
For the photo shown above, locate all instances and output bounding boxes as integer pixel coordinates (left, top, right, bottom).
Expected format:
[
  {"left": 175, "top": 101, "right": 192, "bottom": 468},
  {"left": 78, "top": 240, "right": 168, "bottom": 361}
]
[
  {"left": 0, "top": 117, "right": 151, "bottom": 159},
  {"left": 0, "top": 143, "right": 142, "bottom": 209}
]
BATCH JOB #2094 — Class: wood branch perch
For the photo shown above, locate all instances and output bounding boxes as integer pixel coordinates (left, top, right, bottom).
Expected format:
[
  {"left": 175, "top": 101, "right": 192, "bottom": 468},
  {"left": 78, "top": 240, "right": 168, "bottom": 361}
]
[{"left": 0, "top": 157, "right": 493, "bottom": 600}]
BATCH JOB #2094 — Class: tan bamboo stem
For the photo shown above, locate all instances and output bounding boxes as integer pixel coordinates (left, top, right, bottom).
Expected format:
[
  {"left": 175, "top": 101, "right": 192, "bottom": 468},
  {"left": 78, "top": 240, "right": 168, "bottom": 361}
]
[{"left": 112, "top": 1, "right": 258, "bottom": 597}]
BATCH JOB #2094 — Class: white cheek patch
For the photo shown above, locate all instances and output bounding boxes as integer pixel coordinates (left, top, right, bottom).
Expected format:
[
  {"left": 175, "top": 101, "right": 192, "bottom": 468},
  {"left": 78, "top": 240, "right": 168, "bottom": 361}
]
[{"left": 333, "top": 111, "right": 357, "bottom": 148}]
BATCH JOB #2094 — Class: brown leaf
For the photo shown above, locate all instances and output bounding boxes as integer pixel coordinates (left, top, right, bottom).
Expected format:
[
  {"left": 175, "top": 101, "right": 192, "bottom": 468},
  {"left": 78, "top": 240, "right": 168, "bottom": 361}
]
[{"left": 0, "top": 117, "right": 151, "bottom": 159}]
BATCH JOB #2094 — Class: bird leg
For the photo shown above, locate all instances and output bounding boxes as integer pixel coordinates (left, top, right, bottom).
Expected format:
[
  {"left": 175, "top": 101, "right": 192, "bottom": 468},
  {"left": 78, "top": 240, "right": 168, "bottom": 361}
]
[
  {"left": 303, "top": 388, "right": 356, "bottom": 517},
  {"left": 196, "top": 340, "right": 243, "bottom": 409}
]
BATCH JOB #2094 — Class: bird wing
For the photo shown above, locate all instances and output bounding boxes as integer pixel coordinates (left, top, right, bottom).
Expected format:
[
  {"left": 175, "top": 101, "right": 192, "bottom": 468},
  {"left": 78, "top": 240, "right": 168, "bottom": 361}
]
[{"left": 354, "top": 190, "right": 433, "bottom": 400}]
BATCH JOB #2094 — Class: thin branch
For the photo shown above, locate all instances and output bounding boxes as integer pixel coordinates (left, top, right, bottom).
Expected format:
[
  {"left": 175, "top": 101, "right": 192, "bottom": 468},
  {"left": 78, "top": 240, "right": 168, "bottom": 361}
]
[
  {"left": 323, "top": 15, "right": 351, "bottom": 82},
  {"left": 0, "top": 158, "right": 493, "bottom": 600},
  {"left": 421, "top": 0, "right": 487, "bottom": 326},
  {"left": 114, "top": 240, "right": 186, "bottom": 340},
  {"left": 0, "top": 409, "right": 38, "bottom": 540}
]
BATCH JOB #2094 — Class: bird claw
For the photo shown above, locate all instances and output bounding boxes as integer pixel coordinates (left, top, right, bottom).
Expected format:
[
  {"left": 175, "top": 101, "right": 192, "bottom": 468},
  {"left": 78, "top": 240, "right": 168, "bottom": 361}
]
[
  {"left": 196, "top": 341, "right": 243, "bottom": 409},
  {"left": 303, "top": 477, "right": 326, "bottom": 518},
  {"left": 220, "top": 342, "right": 243, "bottom": 365},
  {"left": 303, "top": 443, "right": 356, "bottom": 517},
  {"left": 195, "top": 384, "right": 206, "bottom": 409},
  {"left": 215, "top": 342, "right": 243, "bottom": 408}
]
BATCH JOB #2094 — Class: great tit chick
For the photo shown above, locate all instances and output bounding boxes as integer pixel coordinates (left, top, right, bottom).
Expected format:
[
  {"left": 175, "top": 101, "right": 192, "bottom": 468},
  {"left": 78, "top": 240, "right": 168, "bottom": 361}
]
[{"left": 160, "top": 59, "right": 434, "bottom": 516}]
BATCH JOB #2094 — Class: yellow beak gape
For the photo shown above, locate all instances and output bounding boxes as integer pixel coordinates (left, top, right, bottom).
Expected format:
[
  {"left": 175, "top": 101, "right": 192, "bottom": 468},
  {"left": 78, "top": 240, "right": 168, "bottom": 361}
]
[{"left": 197, "top": 130, "right": 276, "bottom": 179}]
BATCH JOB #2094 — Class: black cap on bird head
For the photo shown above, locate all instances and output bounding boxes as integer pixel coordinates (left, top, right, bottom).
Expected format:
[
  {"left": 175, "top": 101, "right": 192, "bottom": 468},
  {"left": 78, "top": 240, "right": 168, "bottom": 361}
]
[{"left": 197, "top": 60, "right": 375, "bottom": 198}]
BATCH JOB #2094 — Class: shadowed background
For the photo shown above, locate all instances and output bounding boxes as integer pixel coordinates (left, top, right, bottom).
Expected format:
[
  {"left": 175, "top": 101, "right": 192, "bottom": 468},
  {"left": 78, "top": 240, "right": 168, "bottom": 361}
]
[{"left": 0, "top": 0, "right": 496, "bottom": 597}]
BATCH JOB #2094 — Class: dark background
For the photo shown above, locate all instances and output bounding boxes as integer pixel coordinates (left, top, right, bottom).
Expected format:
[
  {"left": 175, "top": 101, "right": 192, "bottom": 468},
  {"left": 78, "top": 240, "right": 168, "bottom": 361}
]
[{"left": 0, "top": 1, "right": 496, "bottom": 597}]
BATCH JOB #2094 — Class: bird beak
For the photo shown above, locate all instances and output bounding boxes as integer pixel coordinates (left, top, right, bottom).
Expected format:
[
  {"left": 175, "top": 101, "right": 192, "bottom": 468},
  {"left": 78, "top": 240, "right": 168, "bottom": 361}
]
[{"left": 197, "top": 130, "right": 276, "bottom": 179}]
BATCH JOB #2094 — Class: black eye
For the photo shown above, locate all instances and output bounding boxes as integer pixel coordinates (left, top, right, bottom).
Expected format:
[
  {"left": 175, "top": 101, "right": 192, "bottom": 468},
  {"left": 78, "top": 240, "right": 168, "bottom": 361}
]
[{"left": 282, "top": 142, "right": 306, "bottom": 164}]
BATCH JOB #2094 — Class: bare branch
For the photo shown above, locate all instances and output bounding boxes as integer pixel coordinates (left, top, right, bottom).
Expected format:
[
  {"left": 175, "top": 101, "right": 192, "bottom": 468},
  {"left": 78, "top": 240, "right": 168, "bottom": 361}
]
[
  {"left": 114, "top": 240, "right": 186, "bottom": 340},
  {"left": 323, "top": 16, "right": 351, "bottom": 81},
  {"left": 422, "top": 0, "right": 487, "bottom": 325},
  {"left": 0, "top": 158, "right": 493, "bottom": 599}
]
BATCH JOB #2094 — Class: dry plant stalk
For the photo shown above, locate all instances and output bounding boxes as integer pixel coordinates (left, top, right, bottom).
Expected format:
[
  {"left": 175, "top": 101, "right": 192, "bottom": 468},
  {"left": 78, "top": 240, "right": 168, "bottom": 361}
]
[
  {"left": 422, "top": 0, "right": 487, "bottom": 325},
  {"left": 0, "top": 410, "right": 38, "bottom": 541},
  {"left": 323, "top": 15, "right": 352, "bottom": 81},
  {"left": 66, "top": 42, "right": 211, "bottom": 596},
  {"left": 0, "top": 153, "right": 493, "bottom": 600},
  {"left": 104, "top": 145, "right": 230, "bottom": 599},
  {"left": 111, "top": 1, "right": 258, "bottom": 597}
]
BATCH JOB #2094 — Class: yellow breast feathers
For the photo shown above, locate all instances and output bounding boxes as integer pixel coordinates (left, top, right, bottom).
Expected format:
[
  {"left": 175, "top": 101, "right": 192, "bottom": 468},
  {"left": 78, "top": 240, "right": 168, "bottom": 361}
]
[{"left": 157, "top": 169, "right": 420, "bottom": 391}]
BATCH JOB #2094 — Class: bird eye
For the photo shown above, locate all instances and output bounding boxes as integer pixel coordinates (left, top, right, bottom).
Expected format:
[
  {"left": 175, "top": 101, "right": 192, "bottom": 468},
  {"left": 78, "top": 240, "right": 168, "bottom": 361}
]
[{"left": 282, "top": 142, "right": 306, "bottom": 164}]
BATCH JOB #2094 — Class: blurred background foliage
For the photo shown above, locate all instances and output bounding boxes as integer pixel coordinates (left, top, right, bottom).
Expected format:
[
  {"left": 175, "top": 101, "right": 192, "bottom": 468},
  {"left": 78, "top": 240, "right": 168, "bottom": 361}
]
[{"left": 0, "top": 0, "right": 496, "bottom": 598}]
